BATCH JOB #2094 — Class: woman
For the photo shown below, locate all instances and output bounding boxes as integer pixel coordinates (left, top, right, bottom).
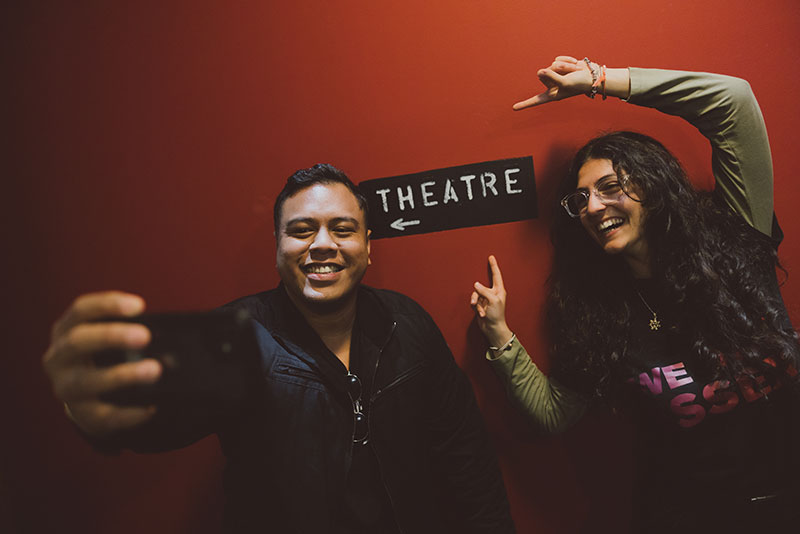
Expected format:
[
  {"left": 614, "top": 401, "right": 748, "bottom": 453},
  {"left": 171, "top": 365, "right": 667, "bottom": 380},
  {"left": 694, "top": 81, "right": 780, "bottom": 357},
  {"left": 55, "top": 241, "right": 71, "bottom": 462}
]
[{"left": 471, "top": 56, "right": 800, "bottom": 530}]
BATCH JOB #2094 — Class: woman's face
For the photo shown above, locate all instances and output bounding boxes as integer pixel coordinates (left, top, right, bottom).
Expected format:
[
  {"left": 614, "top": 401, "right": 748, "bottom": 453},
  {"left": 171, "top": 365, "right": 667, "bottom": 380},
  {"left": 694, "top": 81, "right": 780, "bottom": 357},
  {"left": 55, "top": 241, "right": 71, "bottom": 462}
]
[{"left": 576, "top": 158, "right": 650, "bottom": 273}]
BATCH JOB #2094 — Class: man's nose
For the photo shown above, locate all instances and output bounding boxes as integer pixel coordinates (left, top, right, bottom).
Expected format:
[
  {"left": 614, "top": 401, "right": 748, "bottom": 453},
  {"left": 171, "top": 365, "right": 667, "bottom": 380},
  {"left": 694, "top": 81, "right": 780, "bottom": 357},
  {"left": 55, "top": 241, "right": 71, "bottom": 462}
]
[{"left": 310, "top": 227, "right": 336, "bottom": 251}]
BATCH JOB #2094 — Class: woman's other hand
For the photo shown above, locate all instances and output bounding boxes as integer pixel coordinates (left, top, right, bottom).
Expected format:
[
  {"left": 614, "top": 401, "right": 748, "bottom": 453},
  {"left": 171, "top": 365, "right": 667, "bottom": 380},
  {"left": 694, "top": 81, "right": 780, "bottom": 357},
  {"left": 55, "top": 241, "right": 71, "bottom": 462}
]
[
  {"left": 513, "top": 55, "right": 591, "bottom": 110},
  {"left": 513, "top": 55, "right": 630, "bottom": 110}
]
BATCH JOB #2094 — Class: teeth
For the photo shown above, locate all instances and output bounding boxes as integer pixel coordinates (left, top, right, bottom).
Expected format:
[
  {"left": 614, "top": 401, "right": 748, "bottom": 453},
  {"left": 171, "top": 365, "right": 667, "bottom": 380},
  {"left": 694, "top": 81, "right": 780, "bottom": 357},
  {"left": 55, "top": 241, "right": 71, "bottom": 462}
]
[
  {"left": 305, "top": 264, "right": 342, "bottom": 274},
  {"left": 597, "top": 218, "right": 624, "bottom": 232}
]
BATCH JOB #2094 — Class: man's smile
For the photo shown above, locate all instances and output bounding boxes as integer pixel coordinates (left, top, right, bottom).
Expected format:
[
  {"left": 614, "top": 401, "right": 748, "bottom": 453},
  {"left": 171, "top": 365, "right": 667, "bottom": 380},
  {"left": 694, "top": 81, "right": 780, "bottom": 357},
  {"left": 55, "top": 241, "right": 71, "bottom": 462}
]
[{"left": 302, "top": 263, "right": 344, "bottom": 274}]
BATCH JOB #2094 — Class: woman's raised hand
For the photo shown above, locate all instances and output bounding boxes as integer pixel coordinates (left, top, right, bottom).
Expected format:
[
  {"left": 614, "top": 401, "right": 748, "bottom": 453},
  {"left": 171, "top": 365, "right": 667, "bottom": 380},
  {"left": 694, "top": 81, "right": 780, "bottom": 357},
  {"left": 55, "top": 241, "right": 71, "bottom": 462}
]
[
  {"left": 513, "top": 55, "right": 594, "bottom": 110},
  {"left": 470, "top": 255, "right": 514, "bottom": 348}
]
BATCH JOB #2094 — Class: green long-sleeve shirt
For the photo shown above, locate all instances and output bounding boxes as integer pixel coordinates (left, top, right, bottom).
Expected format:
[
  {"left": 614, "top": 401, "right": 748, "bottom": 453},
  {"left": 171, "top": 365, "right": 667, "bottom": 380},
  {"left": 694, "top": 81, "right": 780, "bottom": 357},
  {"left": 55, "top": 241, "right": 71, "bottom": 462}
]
[{"left": 488, "top": 67, "right": 774, "bottom": 432}]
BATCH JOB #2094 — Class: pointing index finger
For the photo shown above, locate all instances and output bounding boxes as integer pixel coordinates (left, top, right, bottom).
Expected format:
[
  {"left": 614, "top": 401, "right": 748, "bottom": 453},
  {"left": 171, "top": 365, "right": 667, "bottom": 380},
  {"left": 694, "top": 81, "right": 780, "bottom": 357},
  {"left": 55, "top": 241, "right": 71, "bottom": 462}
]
[{"left": 488, "top": 255, "right": 505, "bottom": 291}]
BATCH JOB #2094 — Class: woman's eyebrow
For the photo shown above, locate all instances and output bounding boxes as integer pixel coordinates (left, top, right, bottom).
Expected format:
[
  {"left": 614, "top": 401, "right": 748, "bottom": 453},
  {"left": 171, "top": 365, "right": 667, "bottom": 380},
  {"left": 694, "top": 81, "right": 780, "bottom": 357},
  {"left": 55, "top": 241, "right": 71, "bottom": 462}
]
[
  {"left": 577, "top": 173, "right": 618, "bottom": 190},
  {"left": 595, "top": 173, "right": 618, "bottom": 183}
]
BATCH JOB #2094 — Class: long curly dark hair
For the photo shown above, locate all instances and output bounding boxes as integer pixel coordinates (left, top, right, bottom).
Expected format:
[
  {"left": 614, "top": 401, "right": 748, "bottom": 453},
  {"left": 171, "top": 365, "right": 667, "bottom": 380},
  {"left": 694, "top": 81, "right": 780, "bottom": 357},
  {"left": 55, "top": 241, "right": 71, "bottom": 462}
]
[{"left": 547, "top": 131, "right": 799, "bottom": 398}]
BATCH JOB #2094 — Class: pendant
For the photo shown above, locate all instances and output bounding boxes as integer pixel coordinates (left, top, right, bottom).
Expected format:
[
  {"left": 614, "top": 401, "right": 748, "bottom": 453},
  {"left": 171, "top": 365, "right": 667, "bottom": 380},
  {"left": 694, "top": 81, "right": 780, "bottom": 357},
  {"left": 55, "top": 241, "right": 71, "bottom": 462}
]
[{"left": 649, "top": 315, "right": 661, "bottom": 331}]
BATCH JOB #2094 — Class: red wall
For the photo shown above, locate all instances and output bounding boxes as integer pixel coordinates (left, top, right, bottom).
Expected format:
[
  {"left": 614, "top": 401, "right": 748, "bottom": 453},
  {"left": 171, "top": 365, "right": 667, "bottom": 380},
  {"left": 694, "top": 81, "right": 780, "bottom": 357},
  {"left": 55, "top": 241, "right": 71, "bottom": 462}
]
[{"left": 5, "top": 1, "right": 800, "bottom": 532}]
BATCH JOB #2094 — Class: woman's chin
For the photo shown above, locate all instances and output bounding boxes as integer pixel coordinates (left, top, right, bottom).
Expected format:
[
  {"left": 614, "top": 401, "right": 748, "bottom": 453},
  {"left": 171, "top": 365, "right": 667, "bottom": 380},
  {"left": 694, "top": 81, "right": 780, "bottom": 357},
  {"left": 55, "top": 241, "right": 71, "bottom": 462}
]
[{"left": 600, "top": 242, "right": 626, "bottom": 255}]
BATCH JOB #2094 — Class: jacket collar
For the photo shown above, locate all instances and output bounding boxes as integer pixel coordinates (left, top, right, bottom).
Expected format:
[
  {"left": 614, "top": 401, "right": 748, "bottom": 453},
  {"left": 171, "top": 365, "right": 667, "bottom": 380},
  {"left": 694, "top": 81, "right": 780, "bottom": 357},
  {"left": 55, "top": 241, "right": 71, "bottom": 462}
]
[
  {"left": 352, "top": 286, "right": 396, "bottom": 353},
  {"left": 261, "top": 284, "right": 395, "bottom": 383}
]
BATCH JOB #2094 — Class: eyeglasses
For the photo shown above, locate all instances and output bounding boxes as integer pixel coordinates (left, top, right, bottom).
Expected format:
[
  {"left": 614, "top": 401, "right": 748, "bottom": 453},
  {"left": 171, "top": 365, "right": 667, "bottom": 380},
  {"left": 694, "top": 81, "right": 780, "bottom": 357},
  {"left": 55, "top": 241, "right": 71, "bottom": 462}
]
[
  {"left": 560, "top": 174, "right": 639, "bottom": 218},
  {"left": 346, "top": 372, "right": 369, "bottom": 445}
]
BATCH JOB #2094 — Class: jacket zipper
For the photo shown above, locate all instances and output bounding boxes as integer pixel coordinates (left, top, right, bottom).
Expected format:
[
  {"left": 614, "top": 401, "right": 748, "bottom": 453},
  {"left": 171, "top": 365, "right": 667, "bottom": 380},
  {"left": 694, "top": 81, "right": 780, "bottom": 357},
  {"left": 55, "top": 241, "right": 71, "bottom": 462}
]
[
  {"left": 371, "top": 320, "right": 397, "bottom": 396},
  {"left": 372, "top": 362, "right": 426, "bottom": 400},
  {"left": 364, "top": 320, "right": 406, "bottom": 533}
]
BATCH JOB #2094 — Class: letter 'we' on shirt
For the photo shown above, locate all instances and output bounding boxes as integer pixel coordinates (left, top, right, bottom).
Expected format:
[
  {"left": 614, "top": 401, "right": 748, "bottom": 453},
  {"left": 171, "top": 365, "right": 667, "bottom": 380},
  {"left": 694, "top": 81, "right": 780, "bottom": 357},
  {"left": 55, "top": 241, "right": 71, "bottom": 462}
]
[{"left": 626, "top": 360, "right": 793, "bottom": 428}]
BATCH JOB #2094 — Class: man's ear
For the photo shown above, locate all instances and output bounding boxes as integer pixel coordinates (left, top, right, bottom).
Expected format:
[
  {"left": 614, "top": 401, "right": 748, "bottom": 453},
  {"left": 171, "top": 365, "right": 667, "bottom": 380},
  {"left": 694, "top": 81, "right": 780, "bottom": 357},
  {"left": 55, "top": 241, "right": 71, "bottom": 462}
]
[
  {"left": 367, "top": 229, "right": 371, "bottom": 265},
  {"left": 273, "top": 230, "right": 279, "bottom": 268}
]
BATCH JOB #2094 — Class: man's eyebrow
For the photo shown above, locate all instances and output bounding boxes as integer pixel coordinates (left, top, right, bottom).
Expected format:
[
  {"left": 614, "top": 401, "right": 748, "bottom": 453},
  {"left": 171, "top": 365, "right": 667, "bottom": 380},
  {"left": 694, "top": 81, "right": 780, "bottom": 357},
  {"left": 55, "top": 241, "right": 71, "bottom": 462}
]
[
  {"left": 329, "top": 217, "right": 361, "bottom": 227},
  {"left": 283, "top": 216, "right": 361, "bottom": 228},
  {"left": 284, "top": 217, "right": 317, "bottom": 227}
]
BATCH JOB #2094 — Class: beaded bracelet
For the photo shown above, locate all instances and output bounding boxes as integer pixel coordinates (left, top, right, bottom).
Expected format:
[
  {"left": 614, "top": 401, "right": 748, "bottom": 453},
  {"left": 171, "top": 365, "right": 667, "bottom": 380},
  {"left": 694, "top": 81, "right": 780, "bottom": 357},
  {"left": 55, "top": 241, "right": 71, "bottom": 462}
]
[
  {"left": 583, "top": 57, "right": 598, "bottom": 98},
  {"left": 594, "top": 64, "right": 607, "bottom": 100}
]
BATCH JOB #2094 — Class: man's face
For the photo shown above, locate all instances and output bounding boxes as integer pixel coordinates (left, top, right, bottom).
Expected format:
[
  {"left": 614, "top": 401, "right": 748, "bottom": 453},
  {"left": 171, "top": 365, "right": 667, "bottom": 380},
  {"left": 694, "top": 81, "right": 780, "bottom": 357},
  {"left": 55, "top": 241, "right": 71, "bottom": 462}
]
[{"left": 276, "top": 182, "right": 370, "bottom": 314}]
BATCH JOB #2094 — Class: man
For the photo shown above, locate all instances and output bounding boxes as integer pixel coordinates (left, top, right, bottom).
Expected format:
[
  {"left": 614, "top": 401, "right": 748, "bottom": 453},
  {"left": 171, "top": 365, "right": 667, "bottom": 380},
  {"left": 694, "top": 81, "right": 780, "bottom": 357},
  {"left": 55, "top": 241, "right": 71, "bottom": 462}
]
[{"left": 43, "top": 164, "right": 515, "bottom": 533}]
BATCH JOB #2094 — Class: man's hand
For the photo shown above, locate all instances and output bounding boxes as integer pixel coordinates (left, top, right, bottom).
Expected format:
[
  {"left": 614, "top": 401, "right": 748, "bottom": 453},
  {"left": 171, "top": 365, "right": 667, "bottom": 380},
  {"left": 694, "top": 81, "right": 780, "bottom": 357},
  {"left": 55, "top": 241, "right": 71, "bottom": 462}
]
[
  {"left": 470, "top": 255, "right": 514, "bottom": 349},
  {"left": 43, "top": 291, "right": 162, "bottom": 437}
]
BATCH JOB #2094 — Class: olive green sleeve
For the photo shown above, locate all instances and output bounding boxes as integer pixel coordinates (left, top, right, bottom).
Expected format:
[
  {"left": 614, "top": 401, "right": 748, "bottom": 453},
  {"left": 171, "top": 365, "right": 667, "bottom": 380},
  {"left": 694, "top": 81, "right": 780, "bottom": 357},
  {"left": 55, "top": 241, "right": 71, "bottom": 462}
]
[
  {"left": 486, "top": 340, "right": 588, "bottom": 434},
  {"left": 627, "top": 68, "right": 773, "bottom": 236}
]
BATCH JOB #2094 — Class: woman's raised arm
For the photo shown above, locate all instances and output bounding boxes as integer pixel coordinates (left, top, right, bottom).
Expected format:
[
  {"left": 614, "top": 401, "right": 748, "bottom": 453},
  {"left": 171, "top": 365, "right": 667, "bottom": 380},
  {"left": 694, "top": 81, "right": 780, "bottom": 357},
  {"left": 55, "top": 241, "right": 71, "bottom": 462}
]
[
  {"left": 627, "top": 67, "right": 773, "bottom": 235},
  {"left": 514, "top": 56, "right": 773, "bottom": 235}
]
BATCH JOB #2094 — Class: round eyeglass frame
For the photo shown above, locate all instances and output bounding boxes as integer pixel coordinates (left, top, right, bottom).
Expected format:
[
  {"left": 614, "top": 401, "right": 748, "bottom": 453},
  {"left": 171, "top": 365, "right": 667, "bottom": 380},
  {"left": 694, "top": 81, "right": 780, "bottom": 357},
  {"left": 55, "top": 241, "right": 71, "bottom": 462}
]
[
  {"left": 346, "top": 372, "right": 369, "bottom": 445},
  {"left": 560, "top": 174, "right": 640, "bottom": 218}
]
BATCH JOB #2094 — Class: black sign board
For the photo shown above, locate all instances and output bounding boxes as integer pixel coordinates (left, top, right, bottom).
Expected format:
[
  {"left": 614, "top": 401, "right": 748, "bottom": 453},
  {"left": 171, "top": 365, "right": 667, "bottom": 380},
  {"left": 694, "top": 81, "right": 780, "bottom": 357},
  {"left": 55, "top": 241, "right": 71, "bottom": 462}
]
[{"left": 359, "top": 156, "right": 537, "bottom": 239}]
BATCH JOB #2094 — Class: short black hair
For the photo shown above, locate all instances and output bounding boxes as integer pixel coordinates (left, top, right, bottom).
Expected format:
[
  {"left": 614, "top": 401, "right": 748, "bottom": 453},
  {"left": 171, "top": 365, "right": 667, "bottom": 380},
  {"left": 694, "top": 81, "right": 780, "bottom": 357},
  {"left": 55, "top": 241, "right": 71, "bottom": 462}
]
[{"left": 273, "top": 163, "right": 370, "bottom": 232}]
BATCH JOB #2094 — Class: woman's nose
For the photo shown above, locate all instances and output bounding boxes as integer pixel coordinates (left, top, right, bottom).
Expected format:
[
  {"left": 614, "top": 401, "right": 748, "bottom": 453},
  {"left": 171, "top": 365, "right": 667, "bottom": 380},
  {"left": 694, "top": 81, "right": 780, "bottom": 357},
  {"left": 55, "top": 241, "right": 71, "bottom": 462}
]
[{"left": 584, "top": 190, "right": 606, "bottom": 214}]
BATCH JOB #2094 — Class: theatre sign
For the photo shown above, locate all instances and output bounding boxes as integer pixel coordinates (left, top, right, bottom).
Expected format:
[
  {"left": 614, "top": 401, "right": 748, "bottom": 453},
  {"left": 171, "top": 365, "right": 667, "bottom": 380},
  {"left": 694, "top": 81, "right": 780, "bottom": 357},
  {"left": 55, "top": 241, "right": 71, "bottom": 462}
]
[{"left": 359, "top": 157, "right": 537, "bottom": 239}]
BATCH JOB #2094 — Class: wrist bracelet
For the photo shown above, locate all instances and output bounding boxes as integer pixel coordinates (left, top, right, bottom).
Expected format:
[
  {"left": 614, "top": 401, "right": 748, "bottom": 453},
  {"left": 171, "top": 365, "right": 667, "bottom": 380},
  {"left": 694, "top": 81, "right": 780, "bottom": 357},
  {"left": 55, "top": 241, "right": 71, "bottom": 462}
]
[
  {"left": 583, "top": 57, "right": 598, "bottom": 99},
  {"left": 489, "top": 333, "right": 516, "bottom": 354},
  {"left": 601, "top": 65, "right": 607, "bottom": 100}
]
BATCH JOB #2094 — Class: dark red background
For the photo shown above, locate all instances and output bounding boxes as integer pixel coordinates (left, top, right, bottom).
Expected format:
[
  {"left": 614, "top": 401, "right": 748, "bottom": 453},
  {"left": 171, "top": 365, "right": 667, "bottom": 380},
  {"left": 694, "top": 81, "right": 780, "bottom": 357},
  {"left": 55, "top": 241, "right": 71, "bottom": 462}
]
[{"left": 5, "top": 2, "right": 800, "bottom": 532}]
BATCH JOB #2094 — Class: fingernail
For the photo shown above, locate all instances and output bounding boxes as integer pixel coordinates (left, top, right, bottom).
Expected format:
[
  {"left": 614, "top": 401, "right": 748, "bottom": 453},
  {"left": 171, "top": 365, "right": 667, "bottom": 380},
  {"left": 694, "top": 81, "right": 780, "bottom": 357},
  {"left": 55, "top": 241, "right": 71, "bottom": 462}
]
[
  {"left": 125, "top": 325, "right": 151, "bottom": 346},
  {"left": 119, "top": 295, "right": 145, "bottom": 316},
  {"left": 137, "top": 359, "right": 161, "bottom": 379}
]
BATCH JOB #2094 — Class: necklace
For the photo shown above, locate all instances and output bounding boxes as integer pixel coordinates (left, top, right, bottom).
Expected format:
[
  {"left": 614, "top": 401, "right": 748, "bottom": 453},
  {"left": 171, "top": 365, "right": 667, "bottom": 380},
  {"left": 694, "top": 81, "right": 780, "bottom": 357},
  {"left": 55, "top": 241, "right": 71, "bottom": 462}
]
[{"left": 635, "top": 290, "right": 662, "bottom": 331}]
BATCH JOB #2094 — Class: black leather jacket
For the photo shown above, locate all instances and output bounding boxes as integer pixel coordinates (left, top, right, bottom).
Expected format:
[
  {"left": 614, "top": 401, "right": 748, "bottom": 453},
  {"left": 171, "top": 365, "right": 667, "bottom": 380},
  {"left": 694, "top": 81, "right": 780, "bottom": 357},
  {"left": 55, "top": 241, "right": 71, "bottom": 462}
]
[{"left": 218, "top": 285, "right": 515, "bottom": 533}]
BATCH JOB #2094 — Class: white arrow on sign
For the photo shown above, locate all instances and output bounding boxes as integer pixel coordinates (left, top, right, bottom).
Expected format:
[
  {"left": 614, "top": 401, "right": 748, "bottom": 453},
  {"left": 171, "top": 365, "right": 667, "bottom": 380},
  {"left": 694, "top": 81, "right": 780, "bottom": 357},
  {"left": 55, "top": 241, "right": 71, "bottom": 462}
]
[{"left": 390, "top": 218, "right": 421, "bottom": 231}]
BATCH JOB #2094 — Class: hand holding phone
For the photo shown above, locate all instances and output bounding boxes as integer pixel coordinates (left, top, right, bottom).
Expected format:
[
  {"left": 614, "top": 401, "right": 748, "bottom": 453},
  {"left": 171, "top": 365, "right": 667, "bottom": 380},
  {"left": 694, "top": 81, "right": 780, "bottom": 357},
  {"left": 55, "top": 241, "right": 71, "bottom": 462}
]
[
  {"left": 93, "top": 308, "right": 262, "bottom": 418},
  {"left": 43, "top": 292, "right": 160, "bottom": 438}
]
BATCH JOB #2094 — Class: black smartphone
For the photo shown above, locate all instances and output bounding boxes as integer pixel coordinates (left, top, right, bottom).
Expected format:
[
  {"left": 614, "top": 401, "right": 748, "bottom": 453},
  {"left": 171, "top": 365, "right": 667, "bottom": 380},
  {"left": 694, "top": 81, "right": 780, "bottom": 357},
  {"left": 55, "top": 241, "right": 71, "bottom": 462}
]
[{"left": 93, "top": 308, "right": 261, "bottom": 416}]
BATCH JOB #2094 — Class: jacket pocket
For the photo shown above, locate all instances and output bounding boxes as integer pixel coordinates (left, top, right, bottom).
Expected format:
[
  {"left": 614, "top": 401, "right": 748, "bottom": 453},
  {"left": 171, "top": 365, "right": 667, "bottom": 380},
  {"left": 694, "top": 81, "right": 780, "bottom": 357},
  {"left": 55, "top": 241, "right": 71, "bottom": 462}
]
[
  {"left": 374, "top": 361, "right": 427, "bottom": 399},
  {"left": 271, "top": 360, "right": 328, "bottom": 392}
]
